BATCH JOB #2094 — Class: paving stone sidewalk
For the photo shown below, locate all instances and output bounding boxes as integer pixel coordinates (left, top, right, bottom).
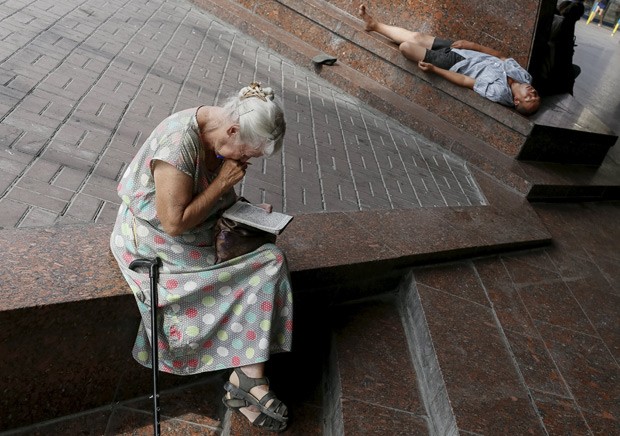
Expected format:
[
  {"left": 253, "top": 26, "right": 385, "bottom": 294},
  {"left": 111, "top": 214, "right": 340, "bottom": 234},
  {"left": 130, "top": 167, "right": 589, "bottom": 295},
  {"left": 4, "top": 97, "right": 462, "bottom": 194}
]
[{"left": 0, "top": 0, "right": 484, "bottom": 229}]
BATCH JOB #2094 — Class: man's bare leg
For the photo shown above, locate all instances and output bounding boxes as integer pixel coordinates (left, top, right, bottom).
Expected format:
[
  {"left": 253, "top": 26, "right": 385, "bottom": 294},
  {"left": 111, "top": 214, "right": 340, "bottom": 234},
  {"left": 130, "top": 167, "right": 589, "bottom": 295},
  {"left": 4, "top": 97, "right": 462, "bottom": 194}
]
[
  {"left": 358, "top": 4, "right": 434, "bottom": 49},
  {"left": 398, "top": 41, "right": 428, "bottom": 62}
]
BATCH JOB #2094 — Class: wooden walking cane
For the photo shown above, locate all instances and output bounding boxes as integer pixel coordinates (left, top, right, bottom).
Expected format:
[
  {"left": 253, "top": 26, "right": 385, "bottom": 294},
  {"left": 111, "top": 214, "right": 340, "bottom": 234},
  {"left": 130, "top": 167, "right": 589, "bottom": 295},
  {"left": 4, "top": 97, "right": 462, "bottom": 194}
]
[{"left": 129, "top": 257, "right": 162, "bottom": 436}]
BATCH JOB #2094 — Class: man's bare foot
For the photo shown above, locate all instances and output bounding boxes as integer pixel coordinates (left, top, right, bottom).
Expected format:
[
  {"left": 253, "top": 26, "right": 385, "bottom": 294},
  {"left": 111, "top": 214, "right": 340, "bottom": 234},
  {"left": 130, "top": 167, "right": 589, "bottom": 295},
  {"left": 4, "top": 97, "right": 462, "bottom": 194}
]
[{"left": 358, "top": 4, "right": 377, "bottom": 31}]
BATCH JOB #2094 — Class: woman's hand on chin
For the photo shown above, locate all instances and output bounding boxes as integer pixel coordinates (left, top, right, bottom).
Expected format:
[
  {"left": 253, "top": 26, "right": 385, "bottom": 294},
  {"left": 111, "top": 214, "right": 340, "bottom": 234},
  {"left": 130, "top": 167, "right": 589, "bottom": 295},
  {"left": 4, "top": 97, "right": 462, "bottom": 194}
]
[{"left": 216, "top": 159, "right": 248, "bottom": 189}]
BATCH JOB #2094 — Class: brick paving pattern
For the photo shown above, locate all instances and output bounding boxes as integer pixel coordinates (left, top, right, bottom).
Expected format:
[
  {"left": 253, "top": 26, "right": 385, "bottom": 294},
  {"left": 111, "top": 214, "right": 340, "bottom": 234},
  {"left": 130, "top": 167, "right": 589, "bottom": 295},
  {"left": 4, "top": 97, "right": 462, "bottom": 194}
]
[{"left": 0, "top": 0, "right": 484, "bottom": 229}]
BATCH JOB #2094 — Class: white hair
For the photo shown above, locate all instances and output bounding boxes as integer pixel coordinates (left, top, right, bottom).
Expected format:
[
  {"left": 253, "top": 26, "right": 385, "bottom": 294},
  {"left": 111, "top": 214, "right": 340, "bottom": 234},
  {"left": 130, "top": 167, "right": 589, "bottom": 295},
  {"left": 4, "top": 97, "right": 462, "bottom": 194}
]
[{"left": 220, "top": 83, "right": 286, "bottom": 156}]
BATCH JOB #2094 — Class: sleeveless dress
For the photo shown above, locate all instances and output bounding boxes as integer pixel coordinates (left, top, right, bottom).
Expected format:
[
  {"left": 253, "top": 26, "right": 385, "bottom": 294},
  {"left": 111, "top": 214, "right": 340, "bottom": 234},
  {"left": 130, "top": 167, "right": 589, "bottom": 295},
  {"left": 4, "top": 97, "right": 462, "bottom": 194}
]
[{"left": 109, "top": 107, "right": 293, "bottom": 375}]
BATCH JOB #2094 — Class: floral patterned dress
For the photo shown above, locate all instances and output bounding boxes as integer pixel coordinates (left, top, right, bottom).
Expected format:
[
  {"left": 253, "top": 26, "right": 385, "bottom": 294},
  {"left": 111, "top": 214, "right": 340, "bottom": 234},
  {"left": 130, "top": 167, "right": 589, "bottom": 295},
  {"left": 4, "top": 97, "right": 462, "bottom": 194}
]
[{"left": 109, "top": 107, "right": 293, "bottom": 375}]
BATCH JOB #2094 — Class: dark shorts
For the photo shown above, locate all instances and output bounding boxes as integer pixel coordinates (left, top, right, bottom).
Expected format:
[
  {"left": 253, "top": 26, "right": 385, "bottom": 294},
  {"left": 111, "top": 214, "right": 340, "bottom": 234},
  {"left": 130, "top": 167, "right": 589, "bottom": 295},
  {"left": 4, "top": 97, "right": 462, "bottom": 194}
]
[{"left": 423, "top": 38, "right": 465, "bottom": 70}]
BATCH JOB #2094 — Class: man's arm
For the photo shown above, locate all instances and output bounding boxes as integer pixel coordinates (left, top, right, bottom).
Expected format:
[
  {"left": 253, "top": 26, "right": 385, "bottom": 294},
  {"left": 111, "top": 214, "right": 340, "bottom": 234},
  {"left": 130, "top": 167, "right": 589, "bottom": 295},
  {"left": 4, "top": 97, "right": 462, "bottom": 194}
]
[
  {"left": 451, "top": 40, "right": 505, "bottom": 59},
  {"left": 418, "top": 61, "right": 475, "bottom": 89}
]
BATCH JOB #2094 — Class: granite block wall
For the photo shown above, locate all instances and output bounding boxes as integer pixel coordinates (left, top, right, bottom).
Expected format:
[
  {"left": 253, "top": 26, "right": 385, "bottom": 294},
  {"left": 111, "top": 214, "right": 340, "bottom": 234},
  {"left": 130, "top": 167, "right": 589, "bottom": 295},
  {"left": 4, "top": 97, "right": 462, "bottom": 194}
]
[{"left": 329, "top": 0, "right": 547, "bottom": 67}]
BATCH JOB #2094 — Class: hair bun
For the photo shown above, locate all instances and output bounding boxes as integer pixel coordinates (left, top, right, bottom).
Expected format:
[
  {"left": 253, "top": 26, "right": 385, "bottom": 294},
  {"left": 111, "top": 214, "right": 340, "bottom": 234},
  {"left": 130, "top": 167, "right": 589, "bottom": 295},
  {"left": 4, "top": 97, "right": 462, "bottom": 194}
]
[
  {"left": 239, "top": 82, "right": 274, "bottom": 101},
  {"left": 262, "top": 87, "right": 274, "bottom": 100}
]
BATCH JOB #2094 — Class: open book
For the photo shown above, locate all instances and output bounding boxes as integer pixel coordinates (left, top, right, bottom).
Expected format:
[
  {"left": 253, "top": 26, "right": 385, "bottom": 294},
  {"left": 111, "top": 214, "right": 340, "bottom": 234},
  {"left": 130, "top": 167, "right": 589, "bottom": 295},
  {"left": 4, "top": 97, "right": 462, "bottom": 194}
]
[{"left": 222, "top": 200, "right": 293, "bottom": 235}]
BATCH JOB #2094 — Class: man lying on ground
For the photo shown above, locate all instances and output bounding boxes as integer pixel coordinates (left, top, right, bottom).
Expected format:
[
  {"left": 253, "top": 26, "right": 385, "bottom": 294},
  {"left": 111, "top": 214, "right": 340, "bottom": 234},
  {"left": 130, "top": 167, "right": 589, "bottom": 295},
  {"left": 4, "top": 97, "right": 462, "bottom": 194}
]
[{"left": 359, "top": 4, "right": 540, "bottom": 115}]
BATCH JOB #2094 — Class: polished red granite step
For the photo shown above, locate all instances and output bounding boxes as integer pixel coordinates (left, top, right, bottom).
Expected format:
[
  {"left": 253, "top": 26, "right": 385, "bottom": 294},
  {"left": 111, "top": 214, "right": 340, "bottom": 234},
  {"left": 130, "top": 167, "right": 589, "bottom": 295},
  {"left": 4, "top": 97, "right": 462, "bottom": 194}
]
[
  {"left": 400, "top": 265, "right": 547, "bottom": 434},
  {"left": 326, "top": 297, "right": 430, "bottom": 435},
  {"left": 4, "top": 373, "right": 225, "bottom": 435},
  {"left": 396, "top": 200, "right": 620, "bottom": 436},
  {"left": 187, "top": 0, "right": 524, "bottom": 169},
  {"left": 189, "top": 0, "right": 619, "bottom": 203}
]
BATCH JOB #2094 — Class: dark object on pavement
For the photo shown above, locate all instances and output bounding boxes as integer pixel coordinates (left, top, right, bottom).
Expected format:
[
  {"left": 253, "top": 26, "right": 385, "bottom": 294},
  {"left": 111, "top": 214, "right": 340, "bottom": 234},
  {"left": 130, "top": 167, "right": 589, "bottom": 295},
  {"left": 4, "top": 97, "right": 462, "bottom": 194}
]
[{"left": 312, "top": 53, "right": 337, "bottom": 65}]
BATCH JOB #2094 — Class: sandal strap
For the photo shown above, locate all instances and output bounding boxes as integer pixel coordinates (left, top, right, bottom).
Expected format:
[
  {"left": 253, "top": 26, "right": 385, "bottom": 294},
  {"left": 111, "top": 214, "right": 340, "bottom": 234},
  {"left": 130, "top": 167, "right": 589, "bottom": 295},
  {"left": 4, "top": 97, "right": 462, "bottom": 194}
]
[
  {"left": 258, "top": 391, "right": 277, "bottom": 407},
  {"left": 258, "top": 391, "right": 288, "bottom": 422},
  {"left": 252, "top": 412, "right": 288, "bottom": 432},
  {"left": 234, "top": 367, "right": 269, "bottom": 390}
]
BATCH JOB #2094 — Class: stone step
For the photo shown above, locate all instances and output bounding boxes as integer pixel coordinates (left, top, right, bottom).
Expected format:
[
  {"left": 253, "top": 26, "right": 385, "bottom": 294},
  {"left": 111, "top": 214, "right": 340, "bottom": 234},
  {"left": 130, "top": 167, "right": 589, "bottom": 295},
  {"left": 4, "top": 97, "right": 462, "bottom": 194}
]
[
  {"left": 190, "top": 0, "right": 616, "bottom": 168},
  {"left": 521, "top": 160, "right": 620, "bottom": 202},
  {"left": 203, "top": 0, "right": 531, "bottom": 157},
  {"left": 326, "top": 296, "right": 431, "bottom": 435},
  {"left": 399, "top": 264, "right": 547, "bottom": 434},
  {"left": 186, "top": 0, "right": 525, "bottom": 197},
  {"left": 186, "top": 0, "right": 523, "bottom": 174},
  {"left": 521, "top": 94, "right": 617, "bottom": 166},
  {"left": 3, "top": 372, "right": 226, "bottom": 435},
  {"left": 0, "top": 290, "right": 327, "bottom": 435}
]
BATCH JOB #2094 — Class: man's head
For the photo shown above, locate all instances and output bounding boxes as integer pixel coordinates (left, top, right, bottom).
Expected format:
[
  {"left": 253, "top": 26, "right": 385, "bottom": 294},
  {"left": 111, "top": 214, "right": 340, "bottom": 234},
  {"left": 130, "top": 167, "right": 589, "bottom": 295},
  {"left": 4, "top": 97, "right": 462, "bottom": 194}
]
[{"left": 512, "top": 82, "right": 541, "bottom": 115}]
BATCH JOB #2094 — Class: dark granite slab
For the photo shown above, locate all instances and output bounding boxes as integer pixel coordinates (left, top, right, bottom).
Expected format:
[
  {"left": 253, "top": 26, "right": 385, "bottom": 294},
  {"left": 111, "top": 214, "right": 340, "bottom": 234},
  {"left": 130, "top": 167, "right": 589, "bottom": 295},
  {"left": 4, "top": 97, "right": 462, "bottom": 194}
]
[
  {"left": 536, "top": 321, "right": 620, "bottom": 425},
  {"left": 325, "top": 0, "right": 538, "bottom": 70},
  {"left": 529, "top": 94, "right": 616, "bottom": 136},
  {"left": 0, "top": 226, "right": 128, "bottom": 311},
  {"left": 339, "top": 399, "right": 430, "bottom": 436},
  {"left": 327, "top": 298, "right": 429, "bottom": 435},
  {"left": 0, "top": 297, "right": 138, "bottom": 430},
  {"left": 0, "top": 172, "right": 551, "bottom": 312},
  {"left": 394, "top": 202, "right": 619, "bottom": 435},
  {"left": 5, "top": 409, "right": 113, "bottom": 436},
  {"left": 410, "top": 277, "right": 546, "bottom": 434},
  {"left": 520, "top": 96, "right": 618, "bottom": 164}
]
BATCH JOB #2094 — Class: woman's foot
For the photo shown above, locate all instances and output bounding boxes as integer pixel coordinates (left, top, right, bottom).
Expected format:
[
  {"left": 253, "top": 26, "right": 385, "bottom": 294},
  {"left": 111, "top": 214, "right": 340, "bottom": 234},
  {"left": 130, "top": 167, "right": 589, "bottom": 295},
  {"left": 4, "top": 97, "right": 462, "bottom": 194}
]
[
  {"left": 227, "top": 369, "right": 269, "bottom": 423},
  {"left": 358, "top": 4, "right": 377, "bottom": 31},
  {"left": 223, "top": 367, "right": 288, "bottom": 432}
]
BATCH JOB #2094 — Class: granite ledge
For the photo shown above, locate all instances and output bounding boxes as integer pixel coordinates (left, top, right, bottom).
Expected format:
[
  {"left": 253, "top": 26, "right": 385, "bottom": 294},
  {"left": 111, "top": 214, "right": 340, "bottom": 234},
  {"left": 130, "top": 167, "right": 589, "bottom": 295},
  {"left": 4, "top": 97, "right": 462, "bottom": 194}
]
[{"left": 0, "top": 178, "right": 550, "bottom": 312}]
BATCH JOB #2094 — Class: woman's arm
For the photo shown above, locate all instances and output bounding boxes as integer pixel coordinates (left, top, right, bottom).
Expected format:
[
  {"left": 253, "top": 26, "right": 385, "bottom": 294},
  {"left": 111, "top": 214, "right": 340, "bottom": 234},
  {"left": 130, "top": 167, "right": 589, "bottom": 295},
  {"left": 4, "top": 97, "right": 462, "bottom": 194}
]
[
  {"left": 451, "top": 40, "right": 505, "bottom": 59},
  {"left": 418, "top": 61, "right": 476, "bottom": 89},
  {"left": 153, "top": 159, "right": 246, "bottom": 236}
]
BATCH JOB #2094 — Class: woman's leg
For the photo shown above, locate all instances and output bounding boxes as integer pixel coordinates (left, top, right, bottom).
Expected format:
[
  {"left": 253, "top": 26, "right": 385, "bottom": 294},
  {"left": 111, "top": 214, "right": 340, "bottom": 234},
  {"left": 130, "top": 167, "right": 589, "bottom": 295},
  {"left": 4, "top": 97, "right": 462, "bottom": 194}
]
[
  {"left": 358, "top": 4, "right": 435, "bottom": 49},
  {"left": 227, "top": 363, "right": 280, "bottom": 423}
]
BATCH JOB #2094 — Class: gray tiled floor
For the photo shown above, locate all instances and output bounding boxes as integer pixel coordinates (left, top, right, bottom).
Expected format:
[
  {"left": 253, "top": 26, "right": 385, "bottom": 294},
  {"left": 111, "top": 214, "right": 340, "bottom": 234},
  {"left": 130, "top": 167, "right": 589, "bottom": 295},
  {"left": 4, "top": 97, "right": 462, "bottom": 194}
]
[
  {"left": 572, "top": 19, "right": 620, "bottom": 137},
  {"left": 0, "top": 0, "right": 484, "bottom": 229}
]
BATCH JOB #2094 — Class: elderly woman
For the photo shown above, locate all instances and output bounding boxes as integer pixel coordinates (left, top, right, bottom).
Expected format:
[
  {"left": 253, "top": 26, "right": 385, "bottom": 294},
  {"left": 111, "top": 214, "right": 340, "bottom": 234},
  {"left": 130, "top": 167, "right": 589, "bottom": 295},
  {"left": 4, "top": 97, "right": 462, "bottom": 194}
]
[{"left": 110, "top": 83, "right": 291, "bottom": 432}]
